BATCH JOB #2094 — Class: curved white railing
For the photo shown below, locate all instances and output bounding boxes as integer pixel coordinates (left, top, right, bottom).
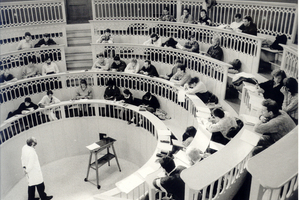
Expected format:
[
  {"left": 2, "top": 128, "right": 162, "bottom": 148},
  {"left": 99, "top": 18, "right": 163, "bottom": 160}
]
[
  {"left": 246, "top": 127, "right": 298, "bottom": 200},
  {"left": 280, "top": 44, "right": 298, "bottom": 79},
  {"left": 90, "top": 20, "right": 264, "bottom": 73},
  {"left": 91, "top": 0, "right": 297, "bottom": 43}
]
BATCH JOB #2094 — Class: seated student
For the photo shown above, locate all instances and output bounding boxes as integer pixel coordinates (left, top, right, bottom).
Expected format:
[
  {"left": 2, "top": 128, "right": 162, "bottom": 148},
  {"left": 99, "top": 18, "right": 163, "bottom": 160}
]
[
  {"left": 138, "top": 60, "right": 159, "bottom": 77},
  {"left": 253, "top": 99, "right": 296, "bottom": 155},
  {"left": 198, "top": 9, "right": 212, "bottom": 26},
  {"left": 17, "top": 32, "right": 33, "bottom": 50},
  {"left": 73, "top": 79, "right": 93, "bottom": 116},
  {"left": 7, "top": 97, "right": 38, "bottom": 119},
  {"left": 257, "top": 69, "right": 286, "bottom": 109},
  {"left": 91, "top": 53, "right": 110, "bottom": 71},
  {"left": 110, "top": 55, "right": 126, "bottom": 72},
  {"left": 34, "top": 33, "right": 57, "bottom": 48},
  {"left": 170, "top": 64, "right": 191, "bottom": 86},
  {"left": 186, "top": 146, "right": 211, "bottom": 165},
  {"left": 22, "top": 56, "right": 40, "bottom": 79},
  {"left": 0, "top": 68, "right": 17, "bottom": 84},
  {"left": 184, "top": 77, "right": 210, "bottom": 103},
  {"left": 280, "top": 77, "right": 298, "bottom": 124},
  {"left": 182, "top": 126, "right": 197, "bottom": 147},
  {"left": 153, "top": 156, "right": 186, "bottom": 200},
  {"left": 237, "top": 15, "right": 257, "bottom": 36},
  {"left": 141, "top": 92, "right": 160, "bottom": 113},
  {"left": 42, "top": 56, "right": 59, "bottom": 76},
  {"left": 160, "top": 6, "right": 176, "bottom": 22},
  {"left": 119, "top": 89, "right": 134, "bottom": 104},
  {"left": 201, "top": 108, "right": 238, "bottom": 145},
  {"left": 161, "top": 37, "right": 184, "bottom": 49},
  {"left": 179, "top": 8, "right": 194, "bottom": 24},
  {"left": 205, "top": 37, "right": 223, "bottom": 61},
  {"left": 96, "top": 28, "right": 113, "bottom": 43},
  {"left": 124, "top": 58, "right": 140, "bottom": 73},
  {"left": 38, "top": 90, "right": 61, "bottom": 121},
  {"left": 104, "top": 79, "right": 122, "bottom": 101},
  {"left": 228, "top": 59, "right": 242, "bottom": 74},
  {"left": 224, "top": 13, "right": 243, "bottom": 31},
  {"left": 160, "top": 59, "right": 184, "bottom": 80},
  {"left": 143, "top": 33, "right": 162, "bottom": 47},
  {"left": 183, "top": 34, "right": 200, "bottom": 53}
]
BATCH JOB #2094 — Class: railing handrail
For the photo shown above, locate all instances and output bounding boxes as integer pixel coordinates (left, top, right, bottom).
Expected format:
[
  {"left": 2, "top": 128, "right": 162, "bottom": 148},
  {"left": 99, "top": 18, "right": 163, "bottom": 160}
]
[
  {"left": 215, "top": 0, "right": 297, "bottom": 8},
  {"left": 0, "top": 0, "right": 64, "bottom": 6},
  {"left": 246, "top": 126, "right": 298, "bottom": 189}
]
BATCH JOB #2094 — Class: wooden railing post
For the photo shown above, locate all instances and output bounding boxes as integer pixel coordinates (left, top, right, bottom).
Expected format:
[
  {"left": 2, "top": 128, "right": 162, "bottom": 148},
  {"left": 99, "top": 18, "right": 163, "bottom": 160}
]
[{"left": 176, "top": 0, "right": 182, "bottom": 22}]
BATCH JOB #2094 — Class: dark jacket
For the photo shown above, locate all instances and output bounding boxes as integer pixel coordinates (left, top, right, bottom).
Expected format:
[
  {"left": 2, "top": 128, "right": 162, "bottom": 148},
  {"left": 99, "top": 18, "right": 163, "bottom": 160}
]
[
  {"left": 259, "top": 80, "right": 284, "bottom": 108},
  {"left": 139, "top": 65, "right": 159, "bottom": 77},
  {"left": 142, "top": 95, "right": 160, "bottom": 110},
  {"left": 239, "top": 22, "right": 257, "bottom": 36},
  {"left": 34, "top": 38, "right": 57, "bottom": 48},
  {"left": 111, "top": 60, "right": 126, "bottom": 72}
]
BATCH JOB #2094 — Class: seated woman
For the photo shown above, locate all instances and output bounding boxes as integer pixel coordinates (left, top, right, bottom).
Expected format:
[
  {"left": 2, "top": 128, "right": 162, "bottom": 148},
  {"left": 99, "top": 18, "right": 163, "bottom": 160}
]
[
  {"left": 17, "top": 32, "right": 33, "bottom": 50},
  {"left": 124, "top": 59, "right": 140, "bottom": 74},
  {"left": 257, "top": 69, "right": 286, "bottom": 108},
  {"left": 91, "top": 53, "right": 110, "bottom": 71},
  {"left": 73, "top": 79, "right": 93, "bottom": 116},
  {"left": 22, "top": 56, "right": 40, "bottom": 79},
  {"left": 42, "top": 55, "right": 59, "bottom": 76},
  {"left": 184, "top": 77, "right": 210, "bottom": 103},
  {"left": 198, "top": 9, "right": 212, "bottom": 26},
  {"left": 170, "top": 64, "right": 191, "bottom": 86},
  {"left": 201, "top": 108, "right": 237, "bottom": 145},
  {"left": 280, "top": 77, "right": 298, "bottom": 124},
  {"left": 104, "top": 79, "right": 122, "bottom": 101},
  {"left": 96, "top": 28, "right": 113, "bottom": 43},
  {"left": 38, "top": 90, "right": 61, "bottom": 121}
]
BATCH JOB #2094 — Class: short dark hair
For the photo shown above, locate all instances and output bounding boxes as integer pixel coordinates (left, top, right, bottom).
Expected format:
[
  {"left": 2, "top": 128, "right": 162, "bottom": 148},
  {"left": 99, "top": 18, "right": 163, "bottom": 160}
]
[
  {"left": 183, "top": 7, "right": 190, "bottom": 13},
  {"left": 200, "top": 9, "right": 207, "bottom": 14},
  {"left": 106, "top": 79, "right": 116, "bottom": 86},
  {"left": 44, "top": 54, "right": 52, "bottom": 61},
  {"left": 212, "top": 108, "right": 225, "bottom": 118},
  {"left": 159, "top": 156, "right": 175, "bottom": 173},
  {"left": 235, "top": 13, "right": 242, "bottom": 19},
  {"left": 26, "top": 137, "right": 35, "bottom": 146},
  {"left": 145, "top": 60, "right": 151, "bottom": 65},
  {"left": 97, "top": 53, "right": 104, "bottom": 58},
  {"left": 43, "top": 33, "right": 50, "bottom": 37},
  {"left": 104, "top": 28, "right": 111, "bottom": 33},
  {"left": 113, "top": 55, "right": 120, "bottom": 61},
  {"left": 47, "top": 90, "right": 53, "bottom": 95},
  {"left": 284, "top": 77, "right": 298, "bottom": 96},
  {"left": 244, "top": 16, "right": 253, "bottom": 22},
  {"left": 150, "top": 33, "right": 159, "bottom": 39},
  {"left": 25, "top": 32, "right": 31, "bottom": 37},
  {"left": 188, "top": 77, "right": 199, "bottom": 85},
  {"left": 182, "top": 126, "right": 197, "bottom": 141},
  {"left": 80, "top": 79, "right": 87, "bottom": 86},
  {"left": 24, "top": 97, "right": 32, "bottom": 103},
  {"left": 178, "top": 64, "right": 187, "bottom": 72},
  {"left": 123, "top": 89, "right": 132, "bottom": 95},
  {"left": 144, "top": 92, "right": 152, "bottom": 99},
  {"left": 262, "top": 99, "right": 279, "bottom": 115},
  {"left": 188, "top": 34, "right": 196, "bottom": 40},
  {"left": 163, "top": 6, "right": 169, "bottom": 11}
]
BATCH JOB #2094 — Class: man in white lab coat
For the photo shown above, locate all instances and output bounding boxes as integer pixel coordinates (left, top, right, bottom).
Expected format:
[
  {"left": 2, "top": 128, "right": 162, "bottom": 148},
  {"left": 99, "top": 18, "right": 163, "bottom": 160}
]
[{"left": 21, "top": 137, "right": 53, "bottom": 200}]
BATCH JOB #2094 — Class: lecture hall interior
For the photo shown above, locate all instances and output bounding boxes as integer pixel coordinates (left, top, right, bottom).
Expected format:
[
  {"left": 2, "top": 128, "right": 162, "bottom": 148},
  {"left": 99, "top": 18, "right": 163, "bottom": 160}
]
[{"left": 0, "top": 0, "right": 298, "bottom": 200}]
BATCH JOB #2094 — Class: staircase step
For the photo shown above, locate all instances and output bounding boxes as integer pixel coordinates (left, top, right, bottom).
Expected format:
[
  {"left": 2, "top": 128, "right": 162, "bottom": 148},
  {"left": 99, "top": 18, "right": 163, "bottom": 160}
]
[
  {"left": 67, "top": 30, "right": 91, "bottom": 38},
  {"left": 67, "top": 60, "right": 93, "bottom": 71},
  {"left": 66, "top": 23, "right": 91, "bottom": 31},
  {"left": 67, "top": 37, "right": 91, "bottom": 46},
  {"left": 66, "top": 53, "right": 93, "bottom": 62},
  {"left": 65, "top": 46, "right": 92, "bottom": 53}
]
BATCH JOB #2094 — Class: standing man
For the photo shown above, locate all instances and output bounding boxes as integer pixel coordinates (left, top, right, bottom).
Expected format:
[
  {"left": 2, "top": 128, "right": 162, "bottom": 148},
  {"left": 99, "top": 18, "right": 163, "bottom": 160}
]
[{"left": 21, "top": 137, "right": 53, "bottom": 200}]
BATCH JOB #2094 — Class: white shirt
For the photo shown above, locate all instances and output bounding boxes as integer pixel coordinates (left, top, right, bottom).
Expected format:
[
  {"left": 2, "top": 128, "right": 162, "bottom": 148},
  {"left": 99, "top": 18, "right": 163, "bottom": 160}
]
[
  {"left": 38, "top": 95, "right": 60, "bottom": 106},
  {"left": 21, "top": 145, "right": 44, "bottom": 186},
  {"left": 143, "top": 38, "right": 162, "bottom": 47},
  {"left": 125, "top": 62, "right": 140, "bottom": 73},
  {"left": 229, "top": 21, "right": 244, "bottom": 31},
  {"left": 42, "top": 62, "right": 59, "bottom": 75}
]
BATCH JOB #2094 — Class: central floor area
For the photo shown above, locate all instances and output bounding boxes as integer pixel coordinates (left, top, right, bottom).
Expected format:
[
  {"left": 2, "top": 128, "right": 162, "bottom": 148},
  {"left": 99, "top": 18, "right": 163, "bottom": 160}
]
[{"left": 3, "top": 154, "right": 140, "bottom": 200}]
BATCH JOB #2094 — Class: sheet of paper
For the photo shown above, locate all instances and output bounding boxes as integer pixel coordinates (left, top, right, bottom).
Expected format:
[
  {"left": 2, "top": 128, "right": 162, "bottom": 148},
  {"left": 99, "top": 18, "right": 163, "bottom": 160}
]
[
  {"left": 116, "top": 174, "right": 144, "bottom": 194},
  {"left": 189, "top": 125, "right": 212, "bottom": 152},
  {"left": 138, "top": 165, "right": 160, "bottom": 178},
  {"left": 178, "top": 90, "right": 186, "bottom": 102},
  {"left": 86, "top": 143, "right": 100, "bottom": 151},
  {"left": 240, "top": 114, "right": 260, "bottom": 126},
  {"left": 249, "top": 94, "right": 264, "bottom": 109},
  {"left": 157, "top": 142, "right": 173, "bottom": 152},
  {"left": 174, "top": 150, "right": 191, "bottom": 166},
  {"left": 157, "top": 130, "right": 171, "bottom": 136},
  {"left": 240, "top": 129, "right": 261, "bottom": 146},
  {"left": 172, "top": 139, "right": 185, "bottom": 148}
]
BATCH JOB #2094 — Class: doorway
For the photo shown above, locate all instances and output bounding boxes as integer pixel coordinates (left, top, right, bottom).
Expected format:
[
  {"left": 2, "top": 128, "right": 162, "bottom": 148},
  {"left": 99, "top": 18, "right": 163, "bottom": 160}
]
[{"left": 66, "top": 0, "right": 92, "bottom": 24}]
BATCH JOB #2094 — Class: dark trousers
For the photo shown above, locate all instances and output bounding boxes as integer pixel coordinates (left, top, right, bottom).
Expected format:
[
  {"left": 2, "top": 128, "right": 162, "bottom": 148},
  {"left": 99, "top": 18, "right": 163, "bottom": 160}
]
[{"left": 28, "top": 182, "right": 47, "bottom": 200}]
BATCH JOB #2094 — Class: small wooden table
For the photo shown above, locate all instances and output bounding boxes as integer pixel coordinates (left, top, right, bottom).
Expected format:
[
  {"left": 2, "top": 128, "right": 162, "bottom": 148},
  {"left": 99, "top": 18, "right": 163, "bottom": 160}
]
[{"left": 84, "top": 137, "right": 121, "bottom": 189}]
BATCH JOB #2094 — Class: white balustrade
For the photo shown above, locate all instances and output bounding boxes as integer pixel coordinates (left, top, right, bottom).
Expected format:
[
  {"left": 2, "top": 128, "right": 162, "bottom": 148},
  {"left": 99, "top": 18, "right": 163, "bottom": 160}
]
[
  {"left": 0, "top": 0, "right": 66, "bottom": 28},
  {"left": 90, "top": 20, "right": 264, "bottom": 74},
  {"left": 280, "top": 44, "right": 298, "bottom": 79}
]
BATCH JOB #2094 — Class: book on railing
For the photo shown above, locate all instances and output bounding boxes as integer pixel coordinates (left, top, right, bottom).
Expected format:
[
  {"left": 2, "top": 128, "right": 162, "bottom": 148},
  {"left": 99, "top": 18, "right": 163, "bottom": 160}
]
[
  {"left": 240, "top": 114, "right": 260, "bottom": 126},
  {"left": 115, "top": 174, "right": 144, "bottom": 194},
  {"left": 157, "top": 142, "right": 173, "bottom": 152},
  {"left": 196, "top": 106, "right": 211, "bottom": 118},
  {"left": 86, "top": 143, "right": 100, "bottom": 151}
]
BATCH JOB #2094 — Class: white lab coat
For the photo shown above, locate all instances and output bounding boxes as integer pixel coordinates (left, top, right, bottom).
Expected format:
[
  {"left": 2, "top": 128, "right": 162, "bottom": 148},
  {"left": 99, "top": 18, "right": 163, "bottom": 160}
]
[{"left": 21, "top": 145, "right": 44, "bottom": 186}]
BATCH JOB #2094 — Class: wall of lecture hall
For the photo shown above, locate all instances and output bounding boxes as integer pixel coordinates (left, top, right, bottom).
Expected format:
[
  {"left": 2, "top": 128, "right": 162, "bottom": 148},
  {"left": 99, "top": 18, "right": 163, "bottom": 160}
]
[{"left": 1, "top": 0, "right": 298, "bottom": 3}]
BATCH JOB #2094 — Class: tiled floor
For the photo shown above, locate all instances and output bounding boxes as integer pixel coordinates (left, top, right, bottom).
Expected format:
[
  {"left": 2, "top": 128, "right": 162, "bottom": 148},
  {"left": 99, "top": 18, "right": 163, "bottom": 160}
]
[{"left": 3, "top": 154, "right": 139, "bottom": 200}]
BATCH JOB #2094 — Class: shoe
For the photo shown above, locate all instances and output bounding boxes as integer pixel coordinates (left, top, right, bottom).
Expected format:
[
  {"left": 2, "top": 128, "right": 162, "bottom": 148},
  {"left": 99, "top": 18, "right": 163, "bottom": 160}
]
[{"left": 43, "top": 196, "right": 53, "bottom": 200}]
